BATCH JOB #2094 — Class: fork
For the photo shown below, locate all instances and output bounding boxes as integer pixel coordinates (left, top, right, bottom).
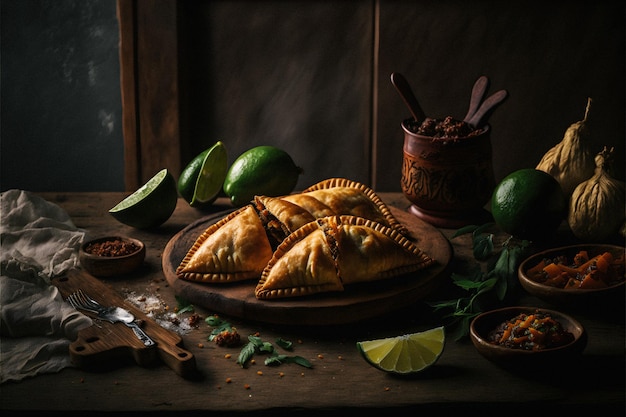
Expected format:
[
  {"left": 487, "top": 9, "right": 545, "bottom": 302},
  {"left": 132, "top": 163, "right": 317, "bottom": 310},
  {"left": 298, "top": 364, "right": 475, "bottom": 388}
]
[{"left": 68, "top": 290, "right": 155, "bottom": 347}]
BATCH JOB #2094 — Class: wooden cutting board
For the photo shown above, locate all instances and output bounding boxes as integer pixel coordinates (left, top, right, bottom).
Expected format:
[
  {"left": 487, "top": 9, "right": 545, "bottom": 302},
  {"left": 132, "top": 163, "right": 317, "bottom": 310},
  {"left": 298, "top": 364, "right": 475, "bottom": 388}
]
[
  {"left": 51, "top": 269, "right": 198, "bottom": 379},
  {"left": 162, "top": 207, "right": 453, "bottom": 326}
]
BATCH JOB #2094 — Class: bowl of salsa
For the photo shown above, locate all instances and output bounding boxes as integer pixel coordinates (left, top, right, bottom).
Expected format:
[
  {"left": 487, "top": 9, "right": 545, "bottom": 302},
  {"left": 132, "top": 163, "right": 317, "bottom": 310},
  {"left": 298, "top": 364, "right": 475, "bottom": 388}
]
[
  {"left": 469, "top": 306, "right": 586, "bottom": 368},
  {"left": 518, "top": 244, "right": 625, "bottom": 310}
]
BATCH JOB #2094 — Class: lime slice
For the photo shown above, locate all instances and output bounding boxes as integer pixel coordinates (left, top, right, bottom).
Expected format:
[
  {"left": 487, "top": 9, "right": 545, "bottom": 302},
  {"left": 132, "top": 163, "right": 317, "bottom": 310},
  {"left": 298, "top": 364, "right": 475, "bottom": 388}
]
[
  {"left": 178, "top": 141, "right": 228, "bottom": 208},
  {"left": 356, "top": 326, "right": 445, "bottom": 374},
  {"left": 190, "top": 142, "right": 228, "bottom": 208},
  {"left": 109, "top": 169, "right": 178, "bottom": 229}
]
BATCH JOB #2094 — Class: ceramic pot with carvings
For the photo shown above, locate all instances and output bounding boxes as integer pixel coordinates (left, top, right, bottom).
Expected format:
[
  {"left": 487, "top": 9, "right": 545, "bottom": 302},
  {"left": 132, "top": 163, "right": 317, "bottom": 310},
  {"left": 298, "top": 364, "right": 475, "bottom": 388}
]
[{"left": 401, "top": 119, "right": 495, "bottom": 228}]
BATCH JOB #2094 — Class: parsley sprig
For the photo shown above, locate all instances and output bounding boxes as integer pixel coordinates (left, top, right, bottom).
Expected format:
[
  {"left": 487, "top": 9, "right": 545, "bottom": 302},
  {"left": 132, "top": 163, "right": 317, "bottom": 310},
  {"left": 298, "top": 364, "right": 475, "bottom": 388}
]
[
  {"left": 237, "top": 335, "right": 312, "bottom": 369},
  {"left": 429, "top": 223, "right": 530, "bottom": 341}
]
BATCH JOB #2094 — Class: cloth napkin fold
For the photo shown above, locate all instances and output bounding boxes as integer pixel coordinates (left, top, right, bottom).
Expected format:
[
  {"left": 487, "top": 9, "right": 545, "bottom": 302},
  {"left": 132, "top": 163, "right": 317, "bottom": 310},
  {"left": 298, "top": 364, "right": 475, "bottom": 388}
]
[{"left": 1, "top": 189, "right": 92, "bottom": 383}]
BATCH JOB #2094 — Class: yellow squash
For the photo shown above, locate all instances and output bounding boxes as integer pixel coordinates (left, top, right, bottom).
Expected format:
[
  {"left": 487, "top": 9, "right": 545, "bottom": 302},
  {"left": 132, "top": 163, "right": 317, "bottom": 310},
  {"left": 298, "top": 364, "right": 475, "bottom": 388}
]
[{"left": 536, "top": 98, "right": 596, "bottom": 196}]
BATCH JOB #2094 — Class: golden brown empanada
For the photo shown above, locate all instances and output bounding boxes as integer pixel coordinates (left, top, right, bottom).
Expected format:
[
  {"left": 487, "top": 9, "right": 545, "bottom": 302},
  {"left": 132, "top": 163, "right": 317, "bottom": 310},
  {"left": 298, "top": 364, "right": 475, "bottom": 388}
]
[
  {"left": 283, "top": 177, "right": 409, "bottom": 237},
  {"left": 255, "top": 215, "right": 434, "bottom": 299},
  {"left": 254, "top": 196, "right": 316, "bottom": 247},
  {"left": 176, "top": 205, "right": 273, "bottom": 283}
]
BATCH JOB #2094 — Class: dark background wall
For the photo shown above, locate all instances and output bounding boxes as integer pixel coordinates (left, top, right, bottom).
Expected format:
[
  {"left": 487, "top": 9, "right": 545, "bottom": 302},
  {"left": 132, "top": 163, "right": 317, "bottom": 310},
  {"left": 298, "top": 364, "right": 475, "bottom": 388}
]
[
  {"left": 1, "top": 0, "right": 124, "bottom": 192},
  {"left": 2, "top": 0, "right": 624, "bottom": 193}
]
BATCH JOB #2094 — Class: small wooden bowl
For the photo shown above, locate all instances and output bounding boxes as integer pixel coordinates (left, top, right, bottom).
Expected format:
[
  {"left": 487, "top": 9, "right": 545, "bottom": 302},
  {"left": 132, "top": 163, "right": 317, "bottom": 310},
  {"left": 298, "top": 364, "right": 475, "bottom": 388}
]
[
  {"left": 469, "top": 306, "right": 586, "bottom": 369},
  {"left": 518, "top": 244, "right": 625, "bottom": 310},
  {"left": 79, "top": 236, "right": 145, "bottom": 277}
]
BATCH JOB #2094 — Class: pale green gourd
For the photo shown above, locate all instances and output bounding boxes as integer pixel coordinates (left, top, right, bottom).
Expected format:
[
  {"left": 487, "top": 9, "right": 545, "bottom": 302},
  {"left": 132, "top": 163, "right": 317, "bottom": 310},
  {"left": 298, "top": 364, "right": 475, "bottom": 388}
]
[{"left": 568, "top": 146, "right": 625, "bottom": 242}]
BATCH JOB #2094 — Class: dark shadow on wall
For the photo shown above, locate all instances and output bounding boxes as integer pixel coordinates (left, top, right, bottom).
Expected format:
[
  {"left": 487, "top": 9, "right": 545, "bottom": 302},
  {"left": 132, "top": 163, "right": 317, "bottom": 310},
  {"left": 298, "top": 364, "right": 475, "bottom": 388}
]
[{"left": 1, "top": 0, "right": 124, "bottom": 192}]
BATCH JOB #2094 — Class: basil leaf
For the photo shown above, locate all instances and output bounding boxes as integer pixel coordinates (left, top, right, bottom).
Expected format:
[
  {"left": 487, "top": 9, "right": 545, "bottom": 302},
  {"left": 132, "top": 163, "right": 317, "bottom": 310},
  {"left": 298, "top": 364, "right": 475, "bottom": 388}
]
[
  {"left": 276, "top": 337, "right": 293, "bottom": 350},
  {"left": 237, "top": 342, "right": 256, "bottom": 368},
  {"left": 473, "top": 233, "right": 494, "bottom": 260}
]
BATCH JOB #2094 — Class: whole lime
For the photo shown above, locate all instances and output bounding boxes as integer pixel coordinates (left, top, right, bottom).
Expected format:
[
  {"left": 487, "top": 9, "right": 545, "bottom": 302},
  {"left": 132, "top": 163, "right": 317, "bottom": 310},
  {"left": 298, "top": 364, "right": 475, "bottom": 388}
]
[
  {"left": 491, "top": 168, "right": 567, "bottom": 241},
  {"left": 223, "top": 145, "right": 303, "bottom": 207},
  {"left": 109, "top": 169, "right": 178, "bottom": 229},
  {"left": 178, "top": 141, "right": 228, "bottom": 208}
]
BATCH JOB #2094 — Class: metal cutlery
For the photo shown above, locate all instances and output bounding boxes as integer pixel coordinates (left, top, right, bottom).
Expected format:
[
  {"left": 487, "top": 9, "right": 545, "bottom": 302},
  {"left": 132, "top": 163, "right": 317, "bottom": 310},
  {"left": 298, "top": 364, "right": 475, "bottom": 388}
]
[{"left": 67, "top": 290, "right": 155, "bottom": 347}]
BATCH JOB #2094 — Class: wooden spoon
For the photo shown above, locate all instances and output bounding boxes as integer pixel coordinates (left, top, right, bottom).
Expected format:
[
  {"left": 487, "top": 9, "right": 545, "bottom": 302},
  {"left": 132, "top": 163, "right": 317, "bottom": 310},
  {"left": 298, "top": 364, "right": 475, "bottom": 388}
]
[
  {"left": 463, "top": 75, "right": 489, "bottom": 122},
  {"left": 467, "top": 89, "right": 508, "bottom": 128},
  {"left": 390, "top": 72, "right": 426, "bottom": 124}
]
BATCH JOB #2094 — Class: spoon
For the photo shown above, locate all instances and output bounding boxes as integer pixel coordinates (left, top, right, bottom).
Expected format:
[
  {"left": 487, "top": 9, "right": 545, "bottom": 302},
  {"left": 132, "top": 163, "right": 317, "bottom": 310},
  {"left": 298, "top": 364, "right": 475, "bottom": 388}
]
[
  {"left": 390, "top": 72, "right": 426, "bottom": 124},
  {"left": 467, "top": 89, "right": 508, "bottom": 129},
  {"left": 463, "top": 75, "right": 489, "bottom": 122}
]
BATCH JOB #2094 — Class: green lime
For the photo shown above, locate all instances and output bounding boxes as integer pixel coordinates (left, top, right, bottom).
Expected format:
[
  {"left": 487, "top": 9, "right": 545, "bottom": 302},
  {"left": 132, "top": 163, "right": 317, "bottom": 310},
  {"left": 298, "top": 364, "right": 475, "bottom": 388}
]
[
  {"left": 491, "top": 168, "right": 567, "bottom": 241},
  {"left": 109, "top": 169, "right": 178, "bottom": 229},
  {"left": 356, "top": 327, "right": 445, "bottom": 374},
  {"left": 178, "top": 141, "right": 228, "bottom": 208},
  {"left": 223, "top": 145, "right": 303, "bottom": 207}
]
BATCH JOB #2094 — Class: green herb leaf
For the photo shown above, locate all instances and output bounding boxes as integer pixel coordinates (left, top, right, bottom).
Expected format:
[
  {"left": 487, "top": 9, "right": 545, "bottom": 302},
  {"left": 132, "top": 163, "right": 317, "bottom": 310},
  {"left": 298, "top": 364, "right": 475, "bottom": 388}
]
[
  {"left": 473, "top": 233, "right": 494, "bottom": 260},
  {"left": 175, "top": 295, "right": 194, "bottom": 314},
  {"left": 276, "top": 337, "right": 293, "bottom": 350},
  {"left": 265, "top": 354, "right": 312, "bottom": 368},
  {"left": 237, "top": 341, "right": 256, "bottom": 368},
  {"left": 452, "top": 225, "right": 479, "bottom": 238}
]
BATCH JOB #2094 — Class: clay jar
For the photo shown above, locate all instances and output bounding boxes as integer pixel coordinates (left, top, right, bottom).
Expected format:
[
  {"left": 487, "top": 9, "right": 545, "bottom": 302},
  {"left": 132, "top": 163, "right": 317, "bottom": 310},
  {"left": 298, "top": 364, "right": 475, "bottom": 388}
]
[{"left": 401, "top": 119, "right": 495, "bottom": 228}]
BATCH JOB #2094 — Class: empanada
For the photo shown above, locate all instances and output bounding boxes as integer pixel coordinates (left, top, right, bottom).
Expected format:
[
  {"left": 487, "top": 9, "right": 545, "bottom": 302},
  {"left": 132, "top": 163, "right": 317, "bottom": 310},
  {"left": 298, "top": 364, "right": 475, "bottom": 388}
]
[
  {"left": 255, "top": 215, "right": 434, "bottom": 299},
  {"left": 176, "top": 205, "right": 273, "bottom": 283},
  {"left": 267, "top": 177, "right": 410, "bottom": 237}
]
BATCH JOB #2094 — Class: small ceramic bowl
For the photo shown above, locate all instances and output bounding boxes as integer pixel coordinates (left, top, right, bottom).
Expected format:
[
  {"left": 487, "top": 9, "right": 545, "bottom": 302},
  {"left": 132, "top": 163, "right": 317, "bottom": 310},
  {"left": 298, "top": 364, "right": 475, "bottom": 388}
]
[
  {"left": 470, "top": 306, "right": 587, "bottom": 369},
  {"left": 518, "top": 244, "right": 625, "bottom": 310},
  {"left": 79, "top": 236, "right": 145, "bottom": 277}
]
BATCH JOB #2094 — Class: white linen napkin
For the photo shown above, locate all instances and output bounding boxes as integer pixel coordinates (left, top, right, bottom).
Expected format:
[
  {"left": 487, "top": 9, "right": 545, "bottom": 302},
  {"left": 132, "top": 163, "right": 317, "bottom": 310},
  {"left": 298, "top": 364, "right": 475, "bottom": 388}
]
[{"left": 1, "top": 189, "right": 92, "bottom": 383}]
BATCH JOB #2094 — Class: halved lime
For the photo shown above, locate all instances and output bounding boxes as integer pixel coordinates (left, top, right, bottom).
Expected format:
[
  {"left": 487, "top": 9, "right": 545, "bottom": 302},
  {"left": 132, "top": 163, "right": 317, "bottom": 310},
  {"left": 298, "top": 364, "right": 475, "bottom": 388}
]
[
  {"left": 178, "top": 141, "right": 228, "bottom": 208},
  {"left": 356, "top": 326, "right": 445, "bottom": 374},
  {"left": 109, "top": 169, "right": 178, "bottom": 229}
]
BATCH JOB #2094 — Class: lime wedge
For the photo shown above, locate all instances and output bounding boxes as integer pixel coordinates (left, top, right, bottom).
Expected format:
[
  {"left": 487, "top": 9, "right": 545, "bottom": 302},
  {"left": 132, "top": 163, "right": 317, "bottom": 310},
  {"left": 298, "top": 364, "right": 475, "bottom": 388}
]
[
  {"left": 356, "top": 326, "right": 445, "bottom": 374},
  {"left": 190, "top": 142, "right": 228, "bottom": 208},
  {"left": 109, "top": 169, "right": 178, "bottom": 229},
  {"left": 178, "top": 141, "right": 228, "bottom": 208}
]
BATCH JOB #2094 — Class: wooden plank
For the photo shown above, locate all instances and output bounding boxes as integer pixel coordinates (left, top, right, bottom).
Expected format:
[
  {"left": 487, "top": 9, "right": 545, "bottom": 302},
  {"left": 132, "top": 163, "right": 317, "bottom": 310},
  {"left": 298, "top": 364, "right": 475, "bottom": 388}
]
[
  {"left": 116, "top": 0, "right": 140, "bottom": 191},
  {"left": 117, "top": 0, "right": 181, "bottom": 190}
]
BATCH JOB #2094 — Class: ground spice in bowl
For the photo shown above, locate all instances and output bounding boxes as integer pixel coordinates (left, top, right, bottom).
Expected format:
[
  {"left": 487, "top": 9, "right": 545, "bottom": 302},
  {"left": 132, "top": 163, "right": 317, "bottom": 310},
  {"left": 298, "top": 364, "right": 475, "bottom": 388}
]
[{"left": 85, "top": 238, "right": 141, "bottom": 257}]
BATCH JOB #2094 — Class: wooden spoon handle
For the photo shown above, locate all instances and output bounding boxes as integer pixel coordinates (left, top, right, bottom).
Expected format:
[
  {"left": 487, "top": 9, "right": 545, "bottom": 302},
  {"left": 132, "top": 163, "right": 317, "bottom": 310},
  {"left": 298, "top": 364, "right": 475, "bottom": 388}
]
[
  {"left": 390, "top": 72, "right": 427, "bottom": 124},
  {"left": 467, "top": 89, "right": 508, "bottom": 128},
  {"left": 463, "top": 75, "right": 489, "bottom": 122}
]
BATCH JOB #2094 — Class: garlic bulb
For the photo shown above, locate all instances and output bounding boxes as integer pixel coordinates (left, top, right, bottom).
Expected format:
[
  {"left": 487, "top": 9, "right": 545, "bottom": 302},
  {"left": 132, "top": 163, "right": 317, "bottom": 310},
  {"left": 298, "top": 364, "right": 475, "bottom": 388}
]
[
  {"left": 568, "top": 146, "right": 625, "bottom": 242},
  {"left": 537, "top": 98, "right": 596, "bottom": 196}
]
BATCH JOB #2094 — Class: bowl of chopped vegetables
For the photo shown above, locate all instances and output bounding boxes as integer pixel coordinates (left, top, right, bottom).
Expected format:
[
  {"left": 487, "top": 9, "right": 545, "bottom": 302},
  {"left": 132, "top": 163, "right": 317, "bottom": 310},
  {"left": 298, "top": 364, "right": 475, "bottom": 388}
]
[
  {"left": 79, "top": 236, "right": 146, "bottom": 277},
  {"left": 469, "top": 306, "right": 587, "bottom": 368},
  {"left": 517, "top": 244, "right": 625, "bottom": 310}
]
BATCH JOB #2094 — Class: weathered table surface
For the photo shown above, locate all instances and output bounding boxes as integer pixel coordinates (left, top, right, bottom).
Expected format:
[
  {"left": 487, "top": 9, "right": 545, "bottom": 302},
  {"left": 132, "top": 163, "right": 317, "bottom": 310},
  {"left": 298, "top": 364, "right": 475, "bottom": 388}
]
[{"left": 2, "top": 192, "right": 624, "bottom": 416}]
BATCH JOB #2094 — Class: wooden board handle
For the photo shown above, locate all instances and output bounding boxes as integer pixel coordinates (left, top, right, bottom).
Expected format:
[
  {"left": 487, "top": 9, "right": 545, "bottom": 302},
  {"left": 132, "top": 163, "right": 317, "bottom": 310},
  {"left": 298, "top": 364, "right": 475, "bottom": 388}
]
[{"left": 53, "top": 269, "right": 198, "bottom": 379}]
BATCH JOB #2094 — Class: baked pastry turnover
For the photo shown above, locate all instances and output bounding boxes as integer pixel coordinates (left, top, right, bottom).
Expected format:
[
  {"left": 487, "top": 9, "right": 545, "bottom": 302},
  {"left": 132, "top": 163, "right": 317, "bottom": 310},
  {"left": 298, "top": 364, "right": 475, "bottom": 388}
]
[
  {"left": 175, "top": 178, "right": 432, "bottom": 297},
  {"left": 176, "top": 205, "right": 274, "bottom": 283},
  {"left": 255, "top": 216, "right": 434, "bottom": 299}
]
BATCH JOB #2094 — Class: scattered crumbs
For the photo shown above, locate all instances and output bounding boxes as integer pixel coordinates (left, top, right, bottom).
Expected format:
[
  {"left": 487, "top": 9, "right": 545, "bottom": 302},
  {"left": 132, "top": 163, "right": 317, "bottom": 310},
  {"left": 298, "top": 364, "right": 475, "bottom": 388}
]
[
  {"left": 123, "top": 291, "right": 197, "bottom": 335},
  {"left": 256, "top": 371, "right": 263, "bottom": 376},
  {"left": 278, "top": 372, "right": 285, "bottom": 378},
  {"left": 337, "top": 355, "right": 343, "bottom": 360},
  {"left": 224, "top": 353, "right": 232, "bottom": 359},
  {"left": 226, "top": 378, "right": 232, "bottom": 384},
  {"left": 384, "top": 387, "right": 391, "bottom": 392},
  {"left": 244, "top": 384, "right": 251, "bottom": 390},
  {"left": 197, "top": 343, "right": 204, "bottom": 348},
  {"left": 250, "top": 359, "right": 256, "bottom": 365},
  {"left": 317, "top": 354, "right": 324, "bottom": 359}
]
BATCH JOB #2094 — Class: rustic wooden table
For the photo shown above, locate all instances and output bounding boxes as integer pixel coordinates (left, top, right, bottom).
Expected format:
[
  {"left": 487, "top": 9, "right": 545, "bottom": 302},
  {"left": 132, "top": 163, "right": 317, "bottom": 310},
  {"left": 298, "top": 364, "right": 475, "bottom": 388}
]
[{"left": 1, "top": 192, "right": 624, "bottom": 416}]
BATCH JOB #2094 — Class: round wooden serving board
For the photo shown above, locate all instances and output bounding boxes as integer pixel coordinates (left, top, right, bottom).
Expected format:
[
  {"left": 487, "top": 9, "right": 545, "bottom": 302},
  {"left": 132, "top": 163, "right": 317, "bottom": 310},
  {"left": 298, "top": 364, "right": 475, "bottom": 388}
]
[{"left": 162, "top": 207, "right": 452, "bottom": 326}]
